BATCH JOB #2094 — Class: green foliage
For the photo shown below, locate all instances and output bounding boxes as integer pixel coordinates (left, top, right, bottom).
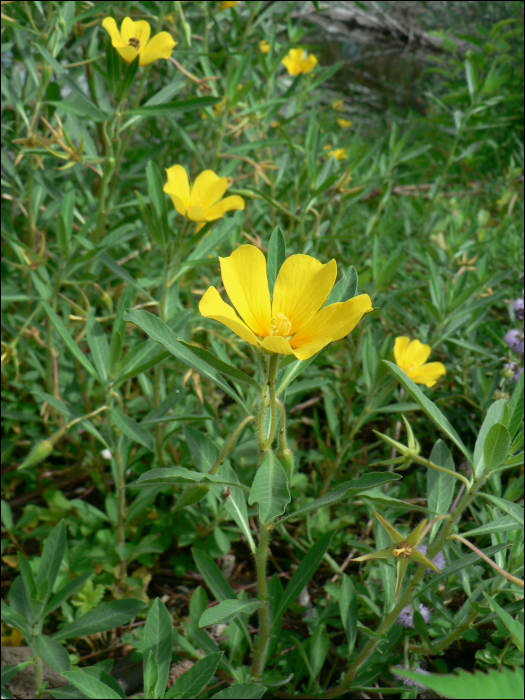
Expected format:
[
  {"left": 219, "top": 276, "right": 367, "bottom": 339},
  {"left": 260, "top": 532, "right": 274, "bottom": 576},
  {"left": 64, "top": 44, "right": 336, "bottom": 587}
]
[{"left": 1, "top": 1, "right": 523, "bottom": 698}]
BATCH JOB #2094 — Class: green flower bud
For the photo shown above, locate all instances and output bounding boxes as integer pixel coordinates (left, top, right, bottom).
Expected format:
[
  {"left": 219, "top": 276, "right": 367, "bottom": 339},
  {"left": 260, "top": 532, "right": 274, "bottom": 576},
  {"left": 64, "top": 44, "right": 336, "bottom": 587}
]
[
  {"left": 172, "top": 484, "right": 210, "bottom": 512},
  {"left": 277, "top": 448, "right": 294, "bottom": 481},
  {"left": 19, "top": 440, "right": 53, "bottom": 470}
]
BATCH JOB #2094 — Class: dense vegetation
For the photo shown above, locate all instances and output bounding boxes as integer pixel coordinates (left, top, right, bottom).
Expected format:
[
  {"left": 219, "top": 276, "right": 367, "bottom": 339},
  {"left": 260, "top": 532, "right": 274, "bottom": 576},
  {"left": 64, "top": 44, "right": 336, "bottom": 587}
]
[{"left": 1, "top": 2, "right": 523, "bottom": 698}]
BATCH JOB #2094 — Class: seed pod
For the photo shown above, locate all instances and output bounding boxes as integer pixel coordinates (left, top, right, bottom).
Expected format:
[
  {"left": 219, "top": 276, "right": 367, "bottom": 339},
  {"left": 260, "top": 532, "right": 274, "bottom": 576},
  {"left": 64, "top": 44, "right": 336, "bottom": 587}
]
[
  {"left": 172, "top": 483, "right": 210, "bottom": 512},
  {"left": 277, "top": 448, "right": 294, "bottom": 481},
  {"left": 19, "top": 440, "right": 53, "bottom": 470}
]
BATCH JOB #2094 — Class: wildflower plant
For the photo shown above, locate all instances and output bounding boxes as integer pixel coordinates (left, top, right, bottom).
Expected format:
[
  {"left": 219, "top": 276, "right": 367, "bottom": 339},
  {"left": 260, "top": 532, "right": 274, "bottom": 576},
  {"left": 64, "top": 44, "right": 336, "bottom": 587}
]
[{"left": 1, "top": 2, "right": 524, "bottom": 699}]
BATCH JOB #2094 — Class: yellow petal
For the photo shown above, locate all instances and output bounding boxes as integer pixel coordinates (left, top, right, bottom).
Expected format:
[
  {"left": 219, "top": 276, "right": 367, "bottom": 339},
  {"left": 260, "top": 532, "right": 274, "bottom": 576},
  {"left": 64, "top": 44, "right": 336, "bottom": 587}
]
[
  {"left": 191, "top": 170, "right": 228, "bottom": 210},
  {"left": 164, "top": 165, "right": 190, "bottom": 211},
  {"left": 404, "top": 339, "right": 431, "bottom": 369},
  {"left": 116, "top": 45, "right": 139, "bottom": 64},
  {"left": 187, "top": 204, "right": 208, "bottom": 222},
  {"left": 394, "top": 336, "right": 411, "bottom": 365},
  {"left": 199, "top": 287, "right": 259, "bottom": 346},
  {"left": 291, "top": 294, "right": 372, "bottom": 350},
  {"left": 410, "top": 362, "right": 446, "bottom": 388},
  {"left": 301, "top": 53, "right": 318, "bottom": 74},
  {"left": 219, "top": 245, "right": 271, "bottom": 337},
  {"left": 102, "top": 17, "right": 126, "bottom": 47},
  {"left": 120, "top": 17, "right": 146, "bottom": 43},
  {"left": 261, "top": 336, "right": 295, "bottom": 356},
  {"left": 272, "top": 255, "right": 337, "bottom": 334},
  {"left": 139, "top": 32, "right": 176, "bottom": 65},
  {"left": 166, "top": 192, "right": 187, "bottom": 218},
  {"left": 205, "top": 195, "right": 245, "bottom": 221},
  {"left": 282, "top": 49, "right": 304, "bottom": 76},
  {"left": 394, "top": 558, "right": 409, "bottom": 602}
]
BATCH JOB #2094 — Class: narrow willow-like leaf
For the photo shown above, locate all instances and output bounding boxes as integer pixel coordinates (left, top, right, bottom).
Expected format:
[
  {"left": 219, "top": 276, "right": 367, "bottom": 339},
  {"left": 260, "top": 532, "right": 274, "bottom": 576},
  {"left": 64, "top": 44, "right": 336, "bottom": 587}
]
[
  {"left": 248, "top": 451, "right": 290, "bottom": 523},
  {"left": 142, "top": 598, "right": 172, "bottom": 699},
  {"left": 111, "top": 409, "right": 155, "bottom": 453},
  {"left": 482, "top": 592, "right": 524, "bottom": 652},
  {"left": 165, "top": 652, "right": 224, "bottom": 699},
  {"left": 199, "top": 599, "right": 261, "bottom": 628},
  {"left": 42, "top": 303, "right": 98, "bottom": 381},
  {"left": 391, "top": 666, "right": 523, "bottom": 700},
  {"left": 473, "top": 400, "right": 508, "bottom": 476},
  {"left": 481, "top": 494, "right": 524, "bottom": 527},
  {"left": 52, "top": 599, "right": 146, "bottom": 641},
  {"left": 178, "top": 341, "right": 260, "bottom": 390},
  {"left": 483, "top": 423, "right": 511, "bottom": 472},
  {"left": 267, "top": 226, "right": 286, "bottom": 295},
  {"left": 427, "top": 440, "right": 455, "bottom": 542}
]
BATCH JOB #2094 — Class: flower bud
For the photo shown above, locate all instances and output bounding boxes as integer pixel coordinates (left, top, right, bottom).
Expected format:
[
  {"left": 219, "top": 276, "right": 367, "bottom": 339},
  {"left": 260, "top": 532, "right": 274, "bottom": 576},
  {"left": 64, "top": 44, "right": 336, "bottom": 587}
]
[
  {"left": 19, "top": 440, "right": 53, "bottom": 470},
  {"left": 277, "top": 448, "right": 294, "bottom": 481}
]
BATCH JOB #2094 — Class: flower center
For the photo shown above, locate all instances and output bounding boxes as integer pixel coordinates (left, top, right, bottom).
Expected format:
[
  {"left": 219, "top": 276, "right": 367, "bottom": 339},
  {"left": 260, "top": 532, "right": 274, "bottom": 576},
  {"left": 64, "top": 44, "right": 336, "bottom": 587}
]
[
  {"left": 270, "top": 312, "right": 291, "bottom": 337},
  {"left": 393, "top": 542, "right": 412, "bottom": 559},
  {"left": 128, "top": 37, "right": 140, "bottom": 49}
]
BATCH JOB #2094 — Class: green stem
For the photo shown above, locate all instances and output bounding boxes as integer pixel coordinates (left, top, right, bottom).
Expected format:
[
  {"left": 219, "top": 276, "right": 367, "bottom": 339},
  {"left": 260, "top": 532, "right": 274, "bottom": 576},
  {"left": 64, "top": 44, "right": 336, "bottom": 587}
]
[
  {"left": 33, "top": 641, "right": 43, "bottom": 699},
  {"left": 251, "top": 522, "right": 272, "bottom": 679},
  {"left": 412, "top": 454, "right": 471, "bottom": 490},
  {"left": 449, "top": 534, "right": 524, "bottom": 588},
  {"left": 263, "top": 354, "right": 279, "bottom": 452},
  {"left": 114, "top": 442, "right": 127, "bottom": 586},
  {"left": 209, "top": 415, "right": 256, "bottom": 475}
]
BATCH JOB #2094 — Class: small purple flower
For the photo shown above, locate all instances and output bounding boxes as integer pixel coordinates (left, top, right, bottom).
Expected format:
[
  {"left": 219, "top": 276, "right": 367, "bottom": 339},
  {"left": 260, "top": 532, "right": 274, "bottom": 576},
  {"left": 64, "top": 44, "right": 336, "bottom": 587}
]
[
  {"left": 417, "top": 544, "right": 446, "bottom": 572},
  {"left": 504, "top": 329, "right": 524, "bottom": 355},
  {"left": 512, "top": 366, "right": 523, "bottom": 383},
  {"left": 396, "top": 604, "right": 431, "bottom": 628},
  {"left": 514, "top": 298, "right": 524, "bottom": 321}
]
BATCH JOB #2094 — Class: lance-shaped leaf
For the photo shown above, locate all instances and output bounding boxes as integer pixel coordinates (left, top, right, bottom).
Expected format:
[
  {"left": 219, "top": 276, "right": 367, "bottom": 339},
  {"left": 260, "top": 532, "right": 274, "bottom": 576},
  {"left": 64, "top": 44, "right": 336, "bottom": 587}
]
[{"left": 248, "top": 452, "right": 290, "bottom": 523}]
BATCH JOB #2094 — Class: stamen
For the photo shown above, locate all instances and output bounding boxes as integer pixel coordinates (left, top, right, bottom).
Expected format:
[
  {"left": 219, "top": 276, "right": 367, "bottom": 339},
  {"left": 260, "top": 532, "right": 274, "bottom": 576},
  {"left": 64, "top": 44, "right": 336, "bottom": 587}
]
[
  {"left": 393, "top": 542, "right": 412, "bottom": 559},
  {"left": 128, "top": 37, "right": 140, "bottom": 49},
  {"left": 270, "top": 312, "right": 292, "bottom": 337}
]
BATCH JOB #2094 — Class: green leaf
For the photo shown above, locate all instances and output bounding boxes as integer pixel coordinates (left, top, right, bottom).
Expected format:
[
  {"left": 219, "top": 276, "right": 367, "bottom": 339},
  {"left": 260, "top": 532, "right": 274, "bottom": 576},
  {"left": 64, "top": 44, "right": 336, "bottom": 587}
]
[
  {"left": 43, "top": 303, "right": 98, "bottom": 381},
  {"left": 427, "top": 440, "right": 455, "bottom": 542},
  {"left": 35, "top": 635, "right": 71, "bottom": 674},
  {"left": 481, "top": 495, "right": 524, "bottom": 527},
  {"left": 199, "top": 599, "right": 261, "bottom": 628},
  {"left": 135, "top": 467, "right": 247, "bottom": 490},
  {"left": 465, "top": 515, "right": 520, "bottom": 537},
  {"left": 52, "top": 599, "right": 146, "bottom": 641},
  {"left": 59, "top": 670, "right": 124, "bottom": 699},
  {"left": 124, "top": 96, "right": 221, "bottom": 119},
  {"left": 361, "top": 491, "right": 433, "bottom": 514},
  {"left": 473, "top": 400, "right": 508, "bottom": 476},
  {"left": 124, "top": 310, "right": 246, "bottom": 409},
  {"left": 47, "top": 99, "right": 109, "bottom": 122},
  {"left": 267, "top": 226, "right": 286, "bottom": 296},
  {"left": 191, "top": 549, "right": 251, "bottom": 646},
  {"left": 248, "top": 452, "right": 290, "bottom": 524},
  {"left": 105, "top": 42, "right": 121, "bottom": 97},
  {"left": 146, "top": 160, "right": 168, "bottom": 222},
  {"left": 43, "top": 572, "right": 92, "bottom": 617},
  {"left": 210, "top": 463, "right": 256, "bottom": 554},
  {"left": 144, "top": 651, "right": 159, "bottom": 700},
  {"left": 143, "top": 598, "right": 173, "bottom": 699},
  {"left": 184, "top": 425, "right": 219, "bottom": 472},
  {"left": 1, "top": 499, "right": 13, "bottom": 529},
  {"left": 339, "top": 575, "right": 358, "bottom": 654},
  {"left": 276, "top": 355, "right": 317, "bottom": 397},
  {"left": 278, "top": 472, "right": 401, "bottom": 524},
  {"left": 210, "top": 684, "right": 267, "bottom": 700},
  {"left": 9, "top": 575, "right": 41, "bottom": 625},
  {"left": 391, "top": 666, "right": 523, "bottom": 700},
  {"left": 508, "top": 369, "right": 524, "bottom": 438},
  {"left": 165, "top": 652, "right": 223, "bottom": 699},
  {"left": 1, "top": 661, "right": 32, "bottom": 686},
  {"left": 86, "top": 314, "right": 109, "bottom": 387},
  {"left": 111, "top": 409, "right": 155, "bottom": 453},
  {"left": 36, "top": 518, "right": 66, "bottom": 602},
  {"left": 309, "top": 623, "right": 329, "bottom": 678},
  {"left": 18, "top": 554, "right": 37, "bottom": 599},
  {"left": 117, "top": 54, "right": 140, "bottom": 103},
  {"left": 384, "top": 361, "right": 472, "bottom": 463},
  {"left": 484, "top": 423, "right": 511, "bottom": 472},
  {"left": 482, "top": 592, "right": 524, "bottom": 653},
  {"left": 178, "top": 341, "right": 260, "bottom": 390},
  {"left": 272, "top": 531, "right": 334, "bottom": 630},
  {"left": 326, "top": 265, "right": 358, "bottom": 305},
  {"left": 1, "top": 600, "right": 32, "bottom": 638}
]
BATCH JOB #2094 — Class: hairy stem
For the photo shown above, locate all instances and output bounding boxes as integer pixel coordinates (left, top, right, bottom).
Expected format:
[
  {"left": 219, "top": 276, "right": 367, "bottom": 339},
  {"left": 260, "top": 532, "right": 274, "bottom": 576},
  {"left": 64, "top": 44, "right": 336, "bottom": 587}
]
[
  {"left": 263, "top": 354, "right": 279, "bottom": 452},
  {"left": 251, "top": 522, "right": 272, "bottom": 679},
  {"left": 449, "top": 534, "right": 524, "bottom": 588}
]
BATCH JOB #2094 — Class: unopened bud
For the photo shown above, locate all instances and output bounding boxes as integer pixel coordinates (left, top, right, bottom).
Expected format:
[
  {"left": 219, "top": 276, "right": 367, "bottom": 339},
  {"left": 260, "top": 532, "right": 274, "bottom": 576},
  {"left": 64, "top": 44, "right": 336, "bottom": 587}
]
[
  {"left": 101, "top": 292, "right": 113, "bottom": 313},
  {"left": 19, "top": 440, "right": 53, "bottom": 470},
  {"left": 277, "top": 448, "right": 294, "bottom": 481}
]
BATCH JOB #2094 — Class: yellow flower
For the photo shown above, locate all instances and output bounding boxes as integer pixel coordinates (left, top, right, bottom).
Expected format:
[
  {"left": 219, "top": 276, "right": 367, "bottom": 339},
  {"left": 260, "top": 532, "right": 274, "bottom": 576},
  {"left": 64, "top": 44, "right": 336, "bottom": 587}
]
[
  {"left": 282, "top": 48, "right": 318, "bottom": 77},
  {"left": 328, "top": 148, "right": 347, "bottom": 161},
  {"left": 163, "top": 166, "right": 245, "bottom": 223},
  {"left": 337, "top": 118, "right": 353, "bottom": 128},
  {"left": 219, "top": 1, "right": 238, "bottom": 9},
  {"left": 199, "top": 245, "right": 372, "bottom": 360},
  {"left": 332, "top": 100, "right": 344, "bottom": 111},
  {"left": 102, "top": 17, "right": 176, "bottom": 66},
  {"left": 1, "top": 623, "right": 24, "bottom": 647},
  {"left": 394, "top": 337, "right": 446, "bottom": 388},
  {"left": 259, "top": 40, "right": 270, "bottom": 54}
]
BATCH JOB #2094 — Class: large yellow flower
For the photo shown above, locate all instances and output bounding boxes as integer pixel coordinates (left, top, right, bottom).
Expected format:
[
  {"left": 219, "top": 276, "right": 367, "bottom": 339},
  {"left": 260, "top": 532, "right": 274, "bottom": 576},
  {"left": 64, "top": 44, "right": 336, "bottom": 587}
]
[
  {"left": 199, "top": 245, "right": 372, "bottom": 360},
  {"left": 282, "top": 48, "right": 318, "bottom": 77},
  {"left": 163, "top": 166, "right": 245, "bottom": 223},
  {"left": 394, "top": 337, "right": 446, "bottom": 388},
  {"left": 102, "top": 17, "right": 176, "bottom": 66}
]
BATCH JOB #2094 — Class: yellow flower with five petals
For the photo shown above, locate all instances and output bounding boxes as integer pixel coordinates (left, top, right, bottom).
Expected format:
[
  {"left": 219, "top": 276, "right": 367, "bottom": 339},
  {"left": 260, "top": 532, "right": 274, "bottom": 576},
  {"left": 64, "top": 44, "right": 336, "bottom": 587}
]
[
  {"left": 259, "top": 40, "right": 270, "bottom": 54},
  {"left": 163, "top": 166, "right": 245, "bottom": 223},
  {"left": 199, "top": 245, "right": 372, "bottom": 360},
  {"left": 337, "top": 118, "right": 353, "bottom": 128},
  {"left": 328, "top": 148, "right": 347, "bottom": 161},
  {"left": 394, "top": 337, "right": 446, "bottom": 388},
  {"left": 219, "top": 1, "right": 238, "bottom": 9},
  {"left": 102, "top": 17, "right": 176, "bottom": 66},
  {"left": 282, "top": 48, "right": 318, "bottom": 76}
]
